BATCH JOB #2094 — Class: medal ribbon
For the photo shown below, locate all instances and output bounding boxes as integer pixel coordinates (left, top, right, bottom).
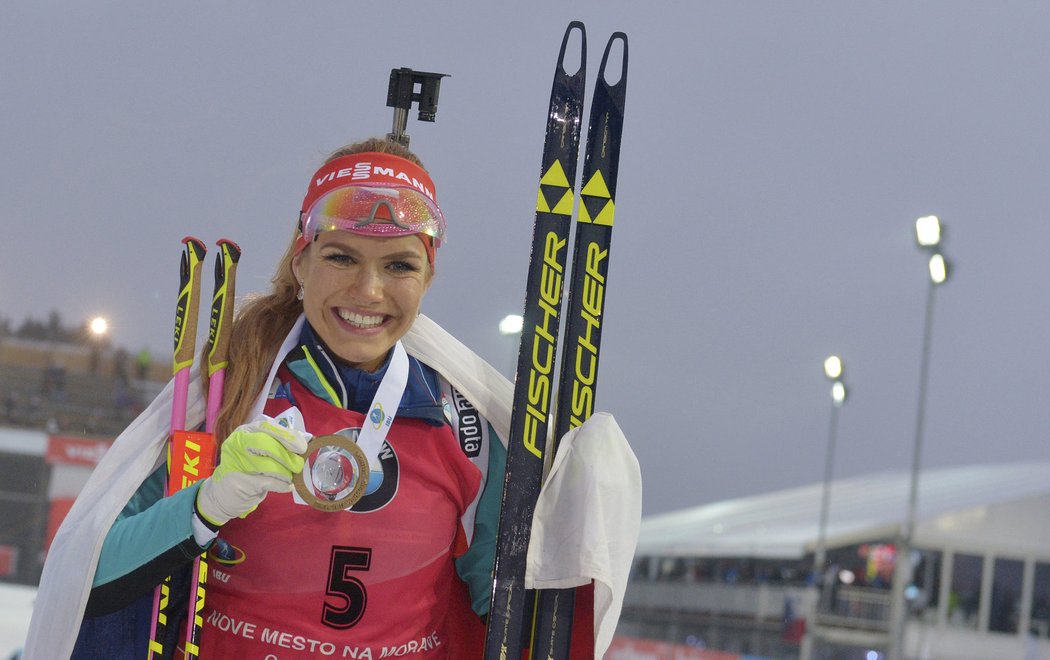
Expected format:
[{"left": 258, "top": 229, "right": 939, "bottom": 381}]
[{"left": 355, "top": 340, "right": 410, "bottom": 469}]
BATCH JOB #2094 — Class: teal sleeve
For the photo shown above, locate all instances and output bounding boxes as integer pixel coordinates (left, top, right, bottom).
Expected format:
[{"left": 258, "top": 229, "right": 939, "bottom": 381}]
[
  {"left": 92, "top": 468, "right": 203, "bottom": 587},
  {"left": 454, "top": 423, "right": 507, "bottom": 616}
]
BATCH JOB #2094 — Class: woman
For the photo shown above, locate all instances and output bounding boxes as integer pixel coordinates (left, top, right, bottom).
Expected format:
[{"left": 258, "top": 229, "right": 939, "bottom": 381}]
[
  {"left": 25, "top": 138, "right": 639, "bottom": 660},
  {"left": 73, "top": 138, "right": 504, "bottom": 659}
]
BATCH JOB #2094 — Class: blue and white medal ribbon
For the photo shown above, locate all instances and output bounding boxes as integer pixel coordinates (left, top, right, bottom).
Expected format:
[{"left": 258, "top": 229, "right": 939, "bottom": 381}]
[{"left": 355, "top": 340, "right": 409, "bottom": 470}]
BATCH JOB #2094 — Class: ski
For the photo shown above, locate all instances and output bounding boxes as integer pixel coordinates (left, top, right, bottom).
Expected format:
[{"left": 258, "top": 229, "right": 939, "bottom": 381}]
[
  {"left": 529, "top": 31, "right": 629, "bottom": 660},
  {"left": 483, "top": 21, "right": 587, "bottom": 660},
  {"left": 181, "top": 239, "right": 241, "bottom": 659},
  {"left": 148, "top": 237, "right": 208, "bottom": 659}
]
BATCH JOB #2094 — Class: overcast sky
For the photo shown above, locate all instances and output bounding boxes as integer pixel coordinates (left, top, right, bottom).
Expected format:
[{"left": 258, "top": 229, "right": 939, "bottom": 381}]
[{"left": 4, "top": 2, "right": 1050, "bottom": 517}]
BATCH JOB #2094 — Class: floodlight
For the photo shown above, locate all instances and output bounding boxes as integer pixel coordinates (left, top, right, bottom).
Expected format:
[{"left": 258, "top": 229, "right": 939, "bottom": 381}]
[
  {"left": 832, "top": 381, "right": 847, "bottom": 406},
  {"left": 915, "top": 215, "right": 941, "bottom": 247},
  {"left": 824, "top": 355, "right": 843, "bottom": 380},
  {"left": 498, "top": 314, "right": 524, "bottom": 336},
  {"left": 89, "top": 316, "right": 109, "bottom": 336},
  {"left": 928, "top": 253, "right": 948, "bottom": 284}
]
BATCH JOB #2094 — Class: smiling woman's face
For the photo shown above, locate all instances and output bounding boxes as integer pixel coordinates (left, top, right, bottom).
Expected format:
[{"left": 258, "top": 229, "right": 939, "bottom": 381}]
[{"left": 292, "top": 231, "right": 432, "bottom": 371}]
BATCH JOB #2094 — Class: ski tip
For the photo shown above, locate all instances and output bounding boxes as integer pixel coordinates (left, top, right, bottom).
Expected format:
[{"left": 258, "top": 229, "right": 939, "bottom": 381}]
[
  {"left": 598, "top": 32, "right": 628, "bottom": 88},
  {"left": 558, "top": 21, "right": 587, "bottom": 78}
]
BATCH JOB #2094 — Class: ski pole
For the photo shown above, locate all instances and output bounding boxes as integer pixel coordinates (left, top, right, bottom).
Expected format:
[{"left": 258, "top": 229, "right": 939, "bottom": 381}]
[
  {"left": 204, "top": 240, "right": 240, "bottom": 431},
  {"left": 483, "top": 21, "right": 587, "bottom": 660},
  {"left": 148, "top": 237, "right": 208, "bottom": 659},
  {"left": 529, "top": 31, "right": 629, "bottom": 660},
  {"left": 181, "top": 239, "right": 240, "bottom": 659}
]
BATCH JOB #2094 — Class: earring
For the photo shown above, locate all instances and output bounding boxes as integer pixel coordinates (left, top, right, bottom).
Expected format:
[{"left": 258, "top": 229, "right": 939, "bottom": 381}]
[{"left": 296, "top": 282, "right": 305, "bottom": 301}]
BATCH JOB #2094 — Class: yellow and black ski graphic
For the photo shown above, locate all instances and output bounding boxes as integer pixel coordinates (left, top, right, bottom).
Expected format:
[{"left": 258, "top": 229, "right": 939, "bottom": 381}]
[{"left": 537, "top": 160, "right": 575, "bottom": 215}]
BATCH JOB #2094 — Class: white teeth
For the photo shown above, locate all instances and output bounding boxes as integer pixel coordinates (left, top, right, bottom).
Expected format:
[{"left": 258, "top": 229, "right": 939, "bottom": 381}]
[{"left": 338, "top": 309, "right": 384, "bottom": 328}]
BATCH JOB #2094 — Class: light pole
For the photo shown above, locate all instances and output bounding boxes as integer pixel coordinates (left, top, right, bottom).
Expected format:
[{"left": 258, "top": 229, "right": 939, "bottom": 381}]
[
  {"left": 498, "top": 314, "right": 523, "bottom": 378},
  {"left": 88, "top": 315, "right": 109, "bottom": 374},
  {"left": 888, "top": 216, "right": 950, "bottom": 660},
  {"left": 802, "top": 355, "right": 847, "bottom": 660}
]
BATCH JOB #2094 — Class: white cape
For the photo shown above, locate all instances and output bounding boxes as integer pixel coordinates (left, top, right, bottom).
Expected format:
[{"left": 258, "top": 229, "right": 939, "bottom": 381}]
[{"left": 23, "top": 314, "right": 641, "bottom": 659}]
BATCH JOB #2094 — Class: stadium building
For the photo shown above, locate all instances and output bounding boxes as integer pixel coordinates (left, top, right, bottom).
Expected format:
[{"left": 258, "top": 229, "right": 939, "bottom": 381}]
[{"left": 615, "top": 462, "right": 1050, "bottom": 660}]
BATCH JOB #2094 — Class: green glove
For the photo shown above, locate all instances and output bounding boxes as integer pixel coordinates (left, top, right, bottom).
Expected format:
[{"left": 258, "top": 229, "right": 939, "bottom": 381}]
[{"left": 195, "top": 416, "right": 309, "bottom": 527}]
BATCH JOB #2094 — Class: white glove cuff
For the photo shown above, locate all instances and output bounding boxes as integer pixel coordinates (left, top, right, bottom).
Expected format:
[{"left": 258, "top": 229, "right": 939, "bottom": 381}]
[{"left": 191, "top": 510, "right": 220, "bottom": 547}]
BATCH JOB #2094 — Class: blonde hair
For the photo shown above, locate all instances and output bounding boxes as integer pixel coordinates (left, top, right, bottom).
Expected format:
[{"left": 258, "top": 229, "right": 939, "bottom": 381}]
[{"left": 209, "top": 138, "right": 426, "bottom": 441}]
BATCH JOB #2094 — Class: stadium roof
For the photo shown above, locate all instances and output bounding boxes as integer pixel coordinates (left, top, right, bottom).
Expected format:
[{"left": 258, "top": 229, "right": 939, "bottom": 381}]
[{"left": 637, "top": 462, "right": 1050, "bottom": 560}]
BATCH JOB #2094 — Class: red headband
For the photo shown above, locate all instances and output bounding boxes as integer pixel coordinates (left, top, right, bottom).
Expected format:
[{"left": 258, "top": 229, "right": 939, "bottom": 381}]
[{"left": 296, "top": 152, "right": 444, "bottom": 264}]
